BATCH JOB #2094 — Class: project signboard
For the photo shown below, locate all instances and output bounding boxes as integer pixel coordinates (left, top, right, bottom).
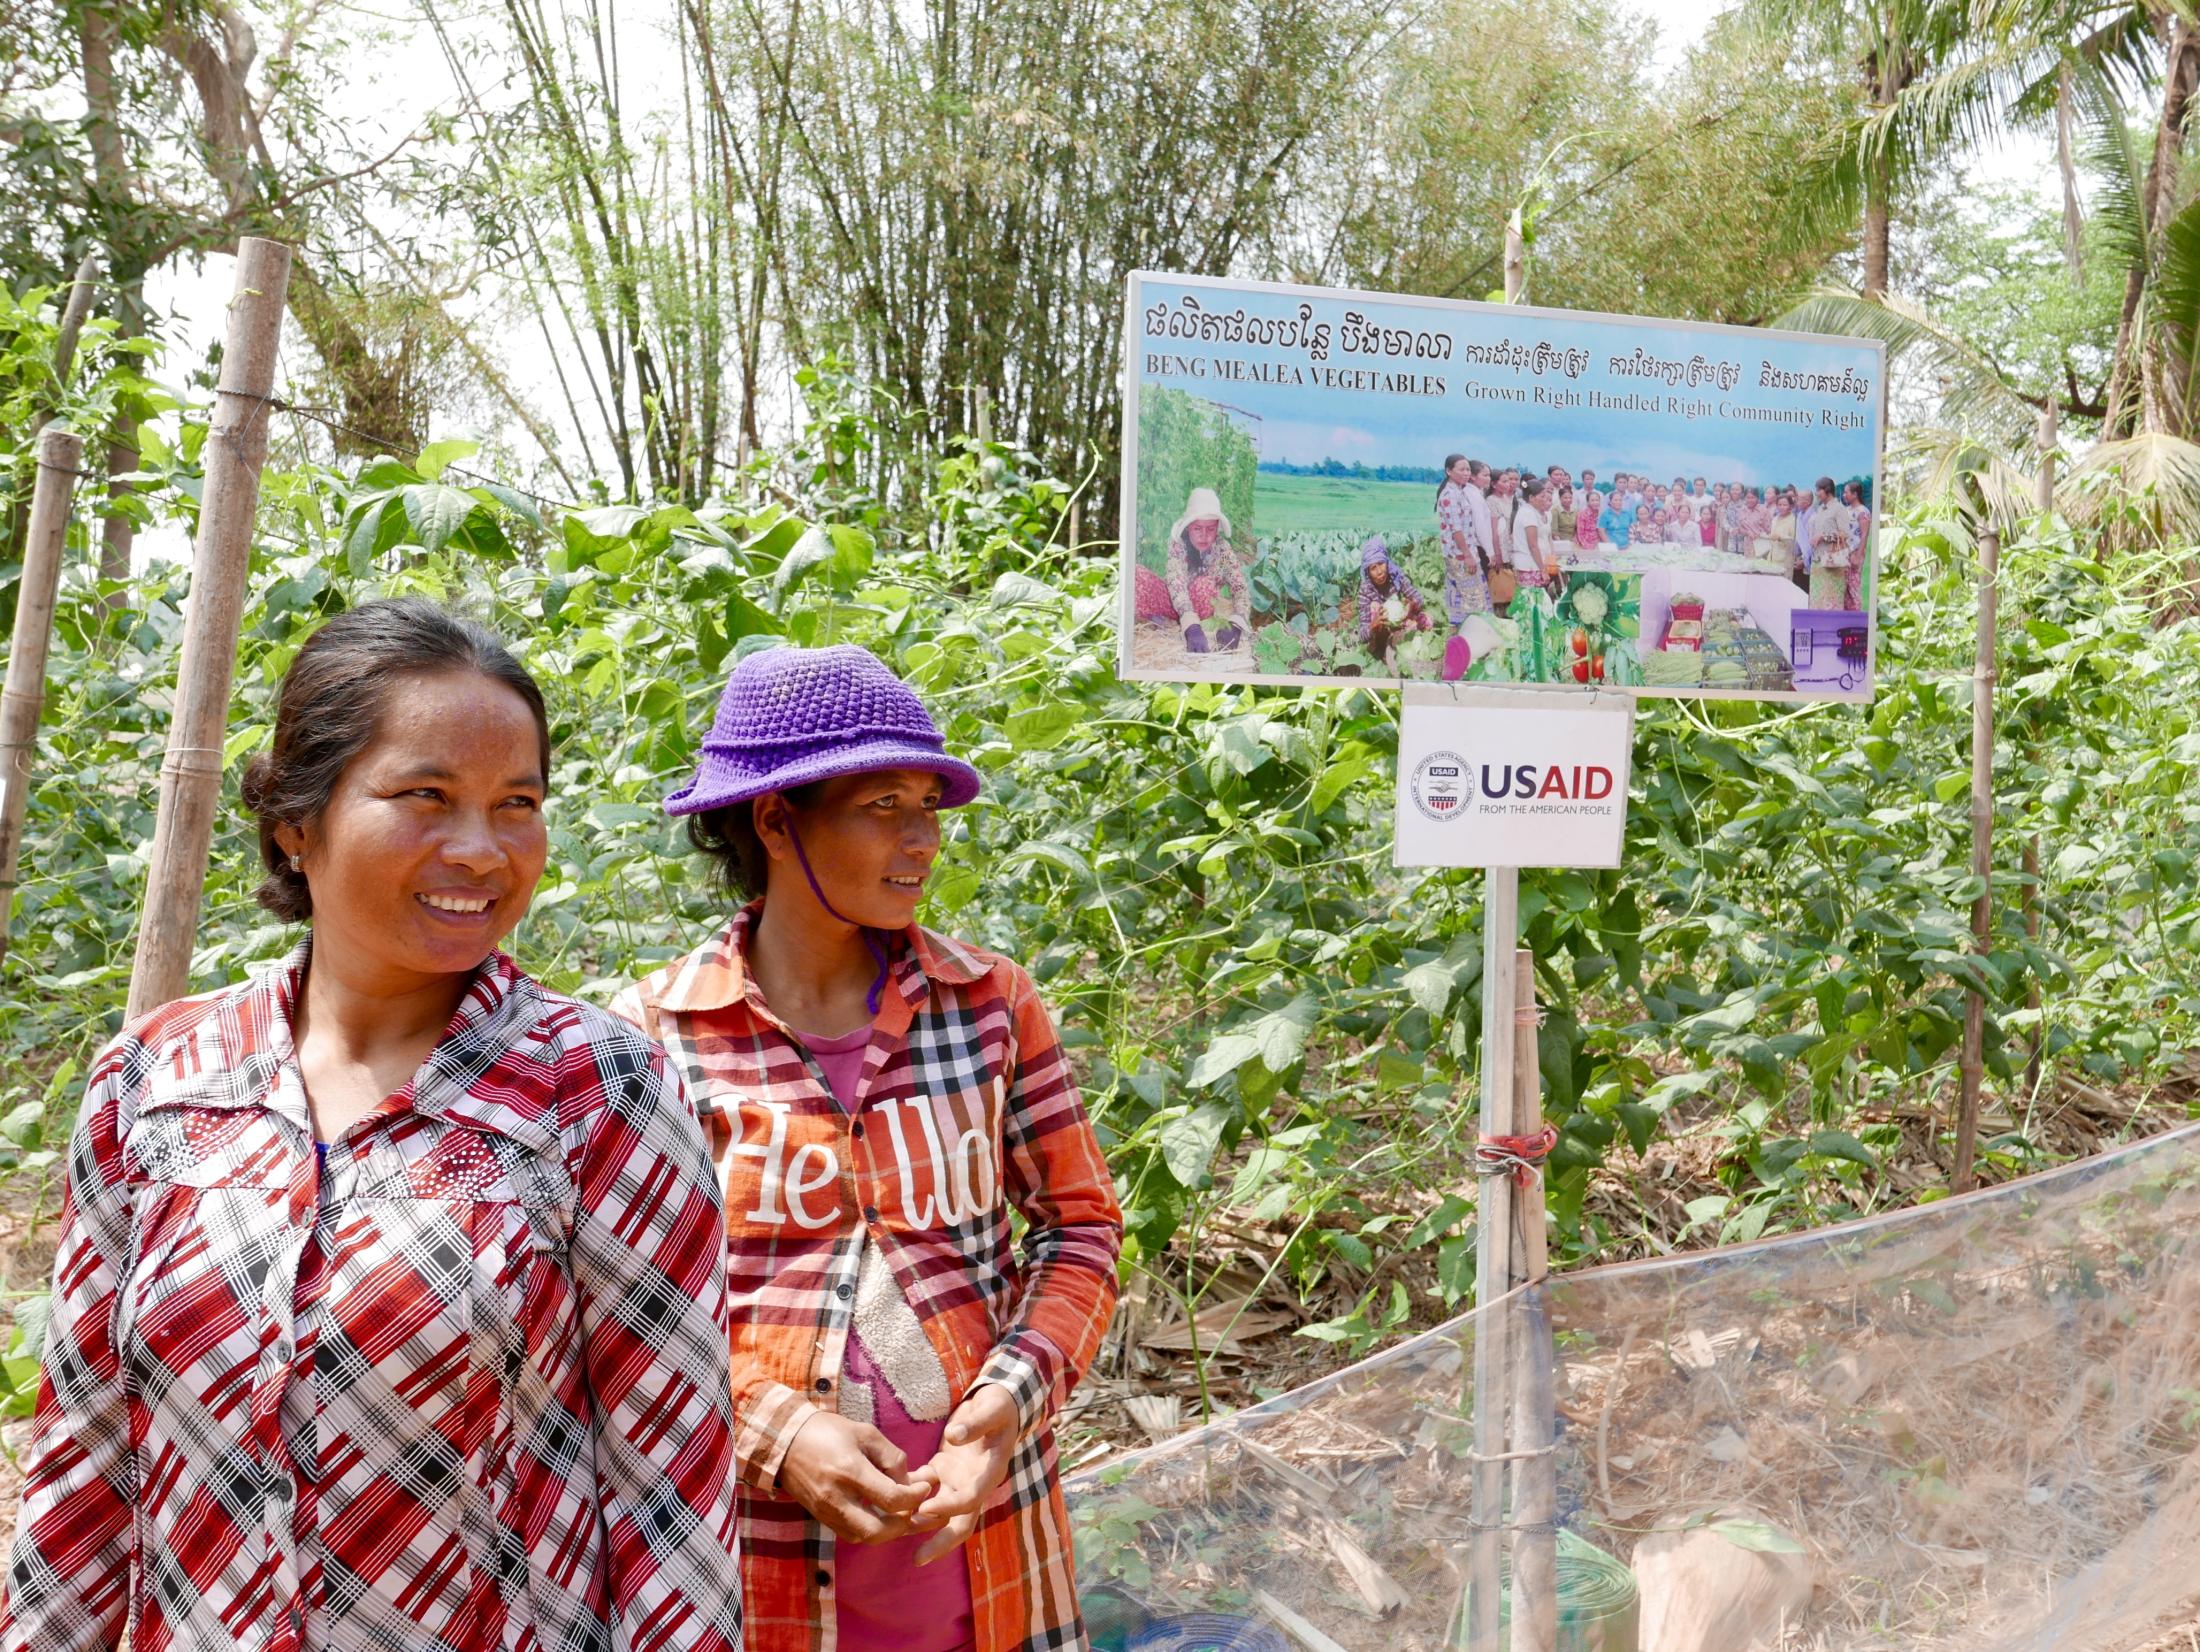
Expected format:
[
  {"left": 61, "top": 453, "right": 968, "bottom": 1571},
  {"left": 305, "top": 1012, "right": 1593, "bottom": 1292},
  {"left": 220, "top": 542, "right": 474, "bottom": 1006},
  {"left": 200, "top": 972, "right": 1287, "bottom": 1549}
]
[{"left": 1118, "top": 273, "right": 1885, "bottom": 701}]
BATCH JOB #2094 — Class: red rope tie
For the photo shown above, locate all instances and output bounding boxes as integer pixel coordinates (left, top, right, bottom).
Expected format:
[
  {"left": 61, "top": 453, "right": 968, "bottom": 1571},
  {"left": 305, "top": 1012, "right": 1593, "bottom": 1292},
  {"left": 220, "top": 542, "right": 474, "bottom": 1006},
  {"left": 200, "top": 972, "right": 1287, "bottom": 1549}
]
[{"left": 1475, "top": 1124, "right": 1559, "bottom": 1189}]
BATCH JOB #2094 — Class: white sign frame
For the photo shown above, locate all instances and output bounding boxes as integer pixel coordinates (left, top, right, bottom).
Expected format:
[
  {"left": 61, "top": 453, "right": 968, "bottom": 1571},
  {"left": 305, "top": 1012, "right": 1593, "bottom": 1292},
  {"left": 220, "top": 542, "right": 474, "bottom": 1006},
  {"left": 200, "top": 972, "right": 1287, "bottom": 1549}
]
[{"left": 1393, "top": 686, "right": 1634, "bottom": 870}]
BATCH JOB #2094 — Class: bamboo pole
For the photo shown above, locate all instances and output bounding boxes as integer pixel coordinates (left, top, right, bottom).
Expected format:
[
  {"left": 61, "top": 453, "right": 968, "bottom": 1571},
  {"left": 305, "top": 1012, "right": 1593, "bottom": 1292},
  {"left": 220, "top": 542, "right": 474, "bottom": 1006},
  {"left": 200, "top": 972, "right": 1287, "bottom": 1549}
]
[
  {"left": 1952, "top": 523, "right": 2001, "bottom": 1193},
  {"left": 126, "top": 238, "right": 293, "bottom": 1019},
  {"left": 0, "top": 428, "right": 88, "bottom": 968},
  {"left": 1466, "top": 239, "right": 1533, "bottom": 1650},
  {"left": 1467, "top": 867, "right": 1518, "bottom": 1652},
  {"left": 2024, "top": 408, "right": 2055, "bottom": 1097},
  {"left": 1508, "top": 945, "right": 1556, "bottom": 1652},
  {"left": 50, "top": 253, "right": 102, "bottom": 397}
]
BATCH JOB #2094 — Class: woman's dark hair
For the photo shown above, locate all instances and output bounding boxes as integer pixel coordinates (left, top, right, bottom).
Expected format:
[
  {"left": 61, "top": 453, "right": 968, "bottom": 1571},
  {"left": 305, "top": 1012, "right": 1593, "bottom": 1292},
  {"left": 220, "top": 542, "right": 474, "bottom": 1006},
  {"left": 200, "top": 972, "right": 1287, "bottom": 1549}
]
[
  {"left": 1437, "top": 452, "right": 1468, "bottom": 504},
  {"left": 240, "top": 597, "right": 551, "bottom": 922},
  {"left": 1522, "top": 475, "right": 1551, "bottom": 505},
  {"left": 686, "top": 783, "right": 824, "bottom": 902}
]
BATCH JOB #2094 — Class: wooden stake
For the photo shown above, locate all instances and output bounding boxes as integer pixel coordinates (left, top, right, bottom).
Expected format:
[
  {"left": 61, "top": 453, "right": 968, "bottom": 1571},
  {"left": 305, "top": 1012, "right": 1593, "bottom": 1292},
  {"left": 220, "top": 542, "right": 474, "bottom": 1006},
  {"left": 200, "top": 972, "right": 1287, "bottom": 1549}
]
[
  {"left": 2037, "top": 402, "right": 2059, "bottom": 516},
  {"left": 1952, "top": 525, "right": 2000, "bottom": 1193},
  {"left": 0, "top": 428, "right": 87, "bottom": 968},
  {"left": 2025, "top": 406, "right": 2055, "bottom": 1098},
  {"left": 126, "top": 238, "right": 293, "bottom": 1019},
  {"left": 1504, "top": 223, "right": 1526, "bottom": 305},
  {"left": 1467, "top": 866, "right": 1519, "bottom": 1651},
  {"left": 1509, "top": 946, "right": 1557, "bottom": 1652},
  {"left": 50, "top": 252, "right": 102, "bottom": 395}
]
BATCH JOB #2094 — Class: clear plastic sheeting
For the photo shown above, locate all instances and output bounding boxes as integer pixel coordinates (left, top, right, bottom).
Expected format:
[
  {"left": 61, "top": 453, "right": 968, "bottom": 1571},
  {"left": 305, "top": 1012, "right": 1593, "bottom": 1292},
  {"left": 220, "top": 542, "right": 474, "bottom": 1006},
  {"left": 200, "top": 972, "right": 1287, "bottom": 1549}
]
[{"left": 1067, "top": 1123, "right": 2200, "bottom": 1652}]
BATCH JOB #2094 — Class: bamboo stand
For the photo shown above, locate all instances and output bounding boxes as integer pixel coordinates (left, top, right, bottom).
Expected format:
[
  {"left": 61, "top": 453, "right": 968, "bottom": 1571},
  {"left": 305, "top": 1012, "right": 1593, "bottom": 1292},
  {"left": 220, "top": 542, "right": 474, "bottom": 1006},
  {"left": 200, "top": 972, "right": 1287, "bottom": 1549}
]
[
  {"left": 1951, "top": 521, "right": 2000, "bottom": 1193},
  {"left": 1465, "top": 908, "right": 1560, "bottom": 1652},
  {"left": 0, "top": 428, "right": 88, "bottom": 967},
  {"left": 127, "top": 237, "right": 294, "bottom": 1018},
  {"left": 1466, "top": 870, "right": 1518, "bottom": 1649},
  {"left": 1463, "top": 220, "right": 1561, "bottom": 1652},
  {"left": 1509, "top": 946, "right": 1557, "bottom": 1652}
]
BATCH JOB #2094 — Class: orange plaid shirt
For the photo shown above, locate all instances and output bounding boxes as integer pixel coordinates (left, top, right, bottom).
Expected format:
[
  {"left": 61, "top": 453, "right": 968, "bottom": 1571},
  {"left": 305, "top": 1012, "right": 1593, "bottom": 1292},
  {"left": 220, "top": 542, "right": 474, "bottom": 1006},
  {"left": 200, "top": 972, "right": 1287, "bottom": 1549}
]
[{"left": 611, "top": 909, "right": 1122, "bottom": 1652}]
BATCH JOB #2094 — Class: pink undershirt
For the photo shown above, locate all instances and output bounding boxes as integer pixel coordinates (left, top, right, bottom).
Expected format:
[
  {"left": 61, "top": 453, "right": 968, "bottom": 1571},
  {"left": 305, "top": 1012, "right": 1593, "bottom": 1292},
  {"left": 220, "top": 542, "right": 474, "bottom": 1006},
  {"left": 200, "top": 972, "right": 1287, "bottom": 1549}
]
[{"left": 800, "top": 1023, "right": 977, "bottom": 1652}]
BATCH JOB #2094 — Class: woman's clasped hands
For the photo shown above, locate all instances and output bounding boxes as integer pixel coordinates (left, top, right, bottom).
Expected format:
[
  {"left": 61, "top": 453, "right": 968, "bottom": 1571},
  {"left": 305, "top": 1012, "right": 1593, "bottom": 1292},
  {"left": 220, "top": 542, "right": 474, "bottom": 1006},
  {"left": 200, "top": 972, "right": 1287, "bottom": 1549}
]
[{"left": 780, "top": 1382, "right": 1020, "bottom": 1563}]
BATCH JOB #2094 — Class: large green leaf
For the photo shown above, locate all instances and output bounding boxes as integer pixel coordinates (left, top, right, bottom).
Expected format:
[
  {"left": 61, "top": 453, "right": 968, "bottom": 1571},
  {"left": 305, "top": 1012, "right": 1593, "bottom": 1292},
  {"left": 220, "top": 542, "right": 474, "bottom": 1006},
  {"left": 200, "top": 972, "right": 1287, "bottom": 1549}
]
[
  {"left": 414, "top": 437, "right": 480, "bottom": 481},
  {"left": 401, "top": 483, "right": 479, "bottom": 554},
  {"left": 1159, "top": 1102, "right": 1232, "bottom": 1189}
]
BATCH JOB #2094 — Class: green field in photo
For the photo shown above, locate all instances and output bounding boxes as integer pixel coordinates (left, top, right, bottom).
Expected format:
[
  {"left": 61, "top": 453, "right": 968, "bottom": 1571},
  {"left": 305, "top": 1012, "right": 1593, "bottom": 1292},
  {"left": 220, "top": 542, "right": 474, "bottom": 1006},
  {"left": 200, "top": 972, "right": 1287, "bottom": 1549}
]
[{"left": 1251, "top": 471, "right": 1433, "bottom": 542}]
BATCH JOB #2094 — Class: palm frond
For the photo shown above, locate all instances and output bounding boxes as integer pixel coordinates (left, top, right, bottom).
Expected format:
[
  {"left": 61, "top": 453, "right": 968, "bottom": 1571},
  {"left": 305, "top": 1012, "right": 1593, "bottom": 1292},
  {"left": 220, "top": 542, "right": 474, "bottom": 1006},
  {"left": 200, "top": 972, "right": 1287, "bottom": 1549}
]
[
  {"left": 2063, "top": 432, "right": 2200, "bottom": 546},
  {"left": 1889, "top": 423, "right": 2041, "bottom": 537},
  {"left": 2153, "top": 193, "right": 2200, "bottom": 370},
  {"left": 1779, "top": 286, "right": 2036, "bottom": 429},
  {"left": 1856, "top": 39, "right": 2033, "bottom": 183},
  {"left": 2070, "top": 4, "right": 2166, "bottom": 101},
  {"left": 2079, "top": 102, "right": 2148, "bottom": 271}
]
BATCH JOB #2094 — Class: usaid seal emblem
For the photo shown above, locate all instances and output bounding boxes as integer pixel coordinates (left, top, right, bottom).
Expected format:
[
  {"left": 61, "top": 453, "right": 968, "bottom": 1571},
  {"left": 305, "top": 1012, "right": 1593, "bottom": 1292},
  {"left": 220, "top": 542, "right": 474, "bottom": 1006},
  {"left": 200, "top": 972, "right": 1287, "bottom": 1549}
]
[{"left": 1410, "top": 750, "right": 1472, "bottom": 822}]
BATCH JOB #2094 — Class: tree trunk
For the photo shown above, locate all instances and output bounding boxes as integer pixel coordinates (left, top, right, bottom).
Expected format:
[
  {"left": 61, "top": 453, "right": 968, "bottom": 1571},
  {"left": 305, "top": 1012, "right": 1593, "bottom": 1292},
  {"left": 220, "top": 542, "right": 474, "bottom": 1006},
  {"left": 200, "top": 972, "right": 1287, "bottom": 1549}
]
[
  {"left": 1859, "top": 43, "right": 1900, "bottom": 300},
  {"left": 1862, "top": 173, "right": 1891, "bottom": 299},
  {"left": 2103, "top": 264, "right": 2147, "bottom": 439},
  {"left": 2103, "top": 10, "right": 2197, "bottom": 436},
  {"left": 2140, "top": 19, "right": 2200, "bottom": 432},
  {"left": 80, "top": 1, "right": 131, "bottom": 209},
  {"left": 98, "top": 285, "right": 144, "bottom": 603}
]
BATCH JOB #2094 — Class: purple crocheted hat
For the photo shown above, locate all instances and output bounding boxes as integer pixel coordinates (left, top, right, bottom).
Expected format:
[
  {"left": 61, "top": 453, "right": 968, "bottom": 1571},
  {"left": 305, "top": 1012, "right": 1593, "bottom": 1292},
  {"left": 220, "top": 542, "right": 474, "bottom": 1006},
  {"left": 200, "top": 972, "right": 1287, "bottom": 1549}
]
[{"left": 664, "top": 644, "right": 981, "bottom": 816}]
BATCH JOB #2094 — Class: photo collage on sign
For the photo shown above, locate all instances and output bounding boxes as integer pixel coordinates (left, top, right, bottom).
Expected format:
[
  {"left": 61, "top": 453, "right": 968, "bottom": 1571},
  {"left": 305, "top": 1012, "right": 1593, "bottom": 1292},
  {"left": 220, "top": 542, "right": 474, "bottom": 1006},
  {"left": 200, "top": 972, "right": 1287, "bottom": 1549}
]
[{"left": 1119, "top": 275, "right": 1885, "bottom": 702}]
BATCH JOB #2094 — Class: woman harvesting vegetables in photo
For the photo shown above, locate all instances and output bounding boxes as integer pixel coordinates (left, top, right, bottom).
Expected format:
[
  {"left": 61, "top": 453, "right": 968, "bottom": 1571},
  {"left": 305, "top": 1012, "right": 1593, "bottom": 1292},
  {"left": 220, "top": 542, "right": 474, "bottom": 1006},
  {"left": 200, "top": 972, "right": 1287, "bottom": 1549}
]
[
  {"left": 1358, "top": 534, "right": 1434, "bottom": 666},
  {"left": 0, "top": 598, "right": 744, "bottom": 1652},
  {"left": 1163, "top": 487, "right": 1249, "bottom": 654},
  {"left": 612, "top": 644, "right": 1123, "bottom": 1652}
]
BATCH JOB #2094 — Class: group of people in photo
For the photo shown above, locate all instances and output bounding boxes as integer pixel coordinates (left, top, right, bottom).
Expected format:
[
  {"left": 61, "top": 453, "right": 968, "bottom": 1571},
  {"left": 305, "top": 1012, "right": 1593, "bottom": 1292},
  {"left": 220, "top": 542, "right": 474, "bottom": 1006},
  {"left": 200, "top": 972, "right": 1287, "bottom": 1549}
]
[
  {"left": 1437, "top": 461, "right": 1871, "bottom": 596},
  {"left": 1410, "top": 458, "right": 1871, "bottom": 678}
]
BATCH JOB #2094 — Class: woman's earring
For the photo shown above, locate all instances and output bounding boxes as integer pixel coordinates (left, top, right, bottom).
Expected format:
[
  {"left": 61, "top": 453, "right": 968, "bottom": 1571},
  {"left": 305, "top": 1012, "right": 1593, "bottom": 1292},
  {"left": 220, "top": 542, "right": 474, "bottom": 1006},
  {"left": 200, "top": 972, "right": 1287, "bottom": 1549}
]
[{"left": 289, "top": 853, "right": 305, "bottom": 873}]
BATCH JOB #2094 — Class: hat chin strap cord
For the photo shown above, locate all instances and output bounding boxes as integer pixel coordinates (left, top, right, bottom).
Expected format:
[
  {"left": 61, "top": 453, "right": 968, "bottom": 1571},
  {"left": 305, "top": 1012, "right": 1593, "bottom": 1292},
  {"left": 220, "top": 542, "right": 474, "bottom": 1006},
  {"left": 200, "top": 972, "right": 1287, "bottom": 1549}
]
[{"left": 784, "top": 820, "right": 892, "bottom": 1015}]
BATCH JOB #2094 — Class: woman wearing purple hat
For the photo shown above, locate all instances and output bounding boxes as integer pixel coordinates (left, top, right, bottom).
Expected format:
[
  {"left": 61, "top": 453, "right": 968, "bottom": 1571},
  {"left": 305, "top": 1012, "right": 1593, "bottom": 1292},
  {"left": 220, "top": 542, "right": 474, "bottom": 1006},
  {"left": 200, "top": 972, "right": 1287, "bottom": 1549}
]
[{"left": 611, "top": 645, "right": 1123, "bottom": 1652}]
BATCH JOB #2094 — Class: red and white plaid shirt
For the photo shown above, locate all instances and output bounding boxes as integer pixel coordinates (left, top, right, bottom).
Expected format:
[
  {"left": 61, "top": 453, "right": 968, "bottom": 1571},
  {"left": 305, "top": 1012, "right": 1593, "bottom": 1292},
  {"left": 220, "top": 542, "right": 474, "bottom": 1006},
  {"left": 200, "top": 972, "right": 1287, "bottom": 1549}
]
[
  {"left": 0, "top": 943, "right": 744, "bottom": 1652},
  {"left": 611, "top": 909, "right": 1122, "bottom": 1652}
]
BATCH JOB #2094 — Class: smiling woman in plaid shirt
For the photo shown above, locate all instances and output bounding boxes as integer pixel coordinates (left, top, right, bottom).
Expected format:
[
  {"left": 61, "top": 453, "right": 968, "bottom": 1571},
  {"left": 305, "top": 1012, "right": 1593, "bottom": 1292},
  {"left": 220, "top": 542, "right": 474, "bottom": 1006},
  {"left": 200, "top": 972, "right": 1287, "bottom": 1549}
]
[
  {"left": 0, "top": 599, "right": 743, "bottom": 1652},
  {"left": 612, "top": 645, "right": 1123, "bottom": 1652}
]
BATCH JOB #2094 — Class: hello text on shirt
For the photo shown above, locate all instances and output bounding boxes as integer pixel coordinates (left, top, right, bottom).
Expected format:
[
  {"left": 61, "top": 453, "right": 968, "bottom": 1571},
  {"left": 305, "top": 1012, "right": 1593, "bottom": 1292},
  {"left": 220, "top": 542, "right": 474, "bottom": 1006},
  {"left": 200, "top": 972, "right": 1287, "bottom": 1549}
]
[{"left": 723, "top": 1077, "right": 1007, "bottom": 1231}]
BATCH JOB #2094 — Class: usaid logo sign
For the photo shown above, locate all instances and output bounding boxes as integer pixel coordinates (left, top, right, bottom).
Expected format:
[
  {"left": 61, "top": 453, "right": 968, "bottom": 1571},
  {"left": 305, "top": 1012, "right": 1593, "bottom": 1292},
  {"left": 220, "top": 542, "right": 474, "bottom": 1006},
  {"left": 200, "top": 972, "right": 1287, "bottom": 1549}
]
[
  {"left": 1410, "top": 751, "right": 1619, "bottom": 823},
  {"left": 1478, "top": 762, "right": 1619, "bottom": 803},
  {"left": 1409, "top": 750, "right": 1472, "bottom": 821},
  {"left": 1395, "top": 691, "right": 1634, "bottom": 869}
]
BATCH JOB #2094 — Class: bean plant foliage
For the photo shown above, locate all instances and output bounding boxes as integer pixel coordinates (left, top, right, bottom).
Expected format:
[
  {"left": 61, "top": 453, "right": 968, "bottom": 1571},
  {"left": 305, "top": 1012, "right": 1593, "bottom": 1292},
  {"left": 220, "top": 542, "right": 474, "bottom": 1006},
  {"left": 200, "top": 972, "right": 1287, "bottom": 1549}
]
[{"left": 2, "top": 324, "right": 2198, "bottom": 1407}]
